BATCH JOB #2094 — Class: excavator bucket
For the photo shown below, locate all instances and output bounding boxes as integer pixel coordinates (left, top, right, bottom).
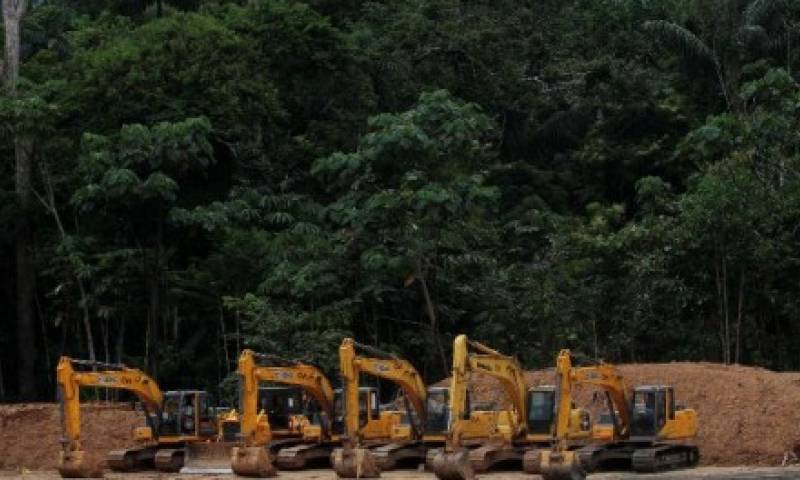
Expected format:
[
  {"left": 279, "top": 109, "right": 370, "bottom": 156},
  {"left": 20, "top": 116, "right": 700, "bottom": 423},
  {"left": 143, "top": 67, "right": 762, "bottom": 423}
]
[
  {"left": 332, "top": 446, "right": 381, "bottom": 478},
  {"left": 522, "top": 448, "right": 546, "bottom": 474},
  {"left": 231, "top": 446, "right": 277, "bottom": 477},
  {"left": 58, "top": 450, "right": 104, "bottom": 478},
  {"left": 180, "top": 442, "right": 236, "bottom": 474},
  {"left": 539, "top": 450, "right": 586, "bottom": 480},
  {"left": 431, "top": 448, "right": 475, "bottom": 480}
]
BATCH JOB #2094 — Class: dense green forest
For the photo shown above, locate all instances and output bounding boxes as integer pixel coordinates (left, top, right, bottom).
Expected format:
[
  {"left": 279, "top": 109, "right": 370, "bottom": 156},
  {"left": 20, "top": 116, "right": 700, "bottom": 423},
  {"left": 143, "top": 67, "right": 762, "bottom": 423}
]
[{"left": 3, "top": 0, "right": 800, "bottom": 401}]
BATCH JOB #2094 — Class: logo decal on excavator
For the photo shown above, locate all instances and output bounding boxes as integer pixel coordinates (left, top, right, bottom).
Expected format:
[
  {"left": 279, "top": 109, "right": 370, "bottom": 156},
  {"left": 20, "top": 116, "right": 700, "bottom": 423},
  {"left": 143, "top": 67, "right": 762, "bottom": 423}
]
[{"left": 96, "top": 374, "right": 127, "bottom": 386}]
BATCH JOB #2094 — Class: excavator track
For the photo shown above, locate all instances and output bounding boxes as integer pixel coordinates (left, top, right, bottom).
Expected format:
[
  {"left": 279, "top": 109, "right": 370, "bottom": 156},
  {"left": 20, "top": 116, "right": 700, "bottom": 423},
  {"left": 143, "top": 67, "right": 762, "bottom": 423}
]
[
  {"left": 632, "top": 443, "right": 699, "bottom": 473},
  {"left": 276, "top": 442, "right": 336, "bottom": 469},
  {"left": 154, "top": 448, "right": 184, "bottom": 472},
  {"left": 370, "top": 442, "right": 427, "bottom": 470},
  {"left": 106, "top": 445, "right": 157, "bottom": 471}
]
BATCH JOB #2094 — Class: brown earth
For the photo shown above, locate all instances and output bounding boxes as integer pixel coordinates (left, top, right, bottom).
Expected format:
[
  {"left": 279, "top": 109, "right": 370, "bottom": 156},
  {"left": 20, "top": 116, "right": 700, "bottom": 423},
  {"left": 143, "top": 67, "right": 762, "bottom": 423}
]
[
  {"left": 440, "top": 362, "right": 800, "bottom": 467},
  {"left": 0, "top": 402, "right": 144, "bottom": 472}
]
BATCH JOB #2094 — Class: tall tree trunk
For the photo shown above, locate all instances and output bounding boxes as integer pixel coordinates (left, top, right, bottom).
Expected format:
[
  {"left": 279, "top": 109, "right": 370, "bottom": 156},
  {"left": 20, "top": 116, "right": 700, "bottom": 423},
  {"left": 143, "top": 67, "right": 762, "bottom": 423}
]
[
  {"left": 722, "top": 257, "right": 730, "bottom": 364},
  {"left": 714, "top": 254, "right": 725, "bottom": 363},
  {"left": 0, "top": 358, "right": 5, "bottom": 401},
  {"left": 735, "top": 269, "right": 745, "bottom": 364},
  {"left": 416, "top": 259, "right": 447, "bottom": 375},
  {"left": 5, "top": 0, "right": 35, "bottom": 399},
  {"left": 35, "top": 167, "right": 96, "bottom": 362},
  {"left": 146, "top": 219, "right": 164, "bottom": 378},
  {"left": 147, "top": 265, "right": 160, "bottom": 377},
  {"left": 219, "top": 303, "right": 230, "bottom": 374},
  {"left": 115, "top": 311, "right": 126, "bottom": 364}
]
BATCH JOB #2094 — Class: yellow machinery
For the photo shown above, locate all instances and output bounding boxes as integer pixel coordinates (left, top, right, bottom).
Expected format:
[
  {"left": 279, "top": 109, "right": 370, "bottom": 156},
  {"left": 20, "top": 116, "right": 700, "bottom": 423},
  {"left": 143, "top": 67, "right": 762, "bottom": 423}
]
[
  {"left": 230, "top": 349, "right": 337, "bottom": 476},
  {"left": 432, "top": 336, "right": 592, "bottom": 480},
  {"left": 56, "top": 356, "right": 225, "bottom": 478},
  {"left": 537, "top": 350, "right": 699, "bottom": 480},
  {"left": 332, "top": 338, "right": 447, "bottom": 478}
]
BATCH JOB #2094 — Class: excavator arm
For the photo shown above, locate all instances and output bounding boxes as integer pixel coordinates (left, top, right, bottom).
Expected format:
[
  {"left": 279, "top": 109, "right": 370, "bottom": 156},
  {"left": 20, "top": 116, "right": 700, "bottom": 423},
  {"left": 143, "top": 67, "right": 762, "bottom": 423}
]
[
  {"left": 570, "top": 361, "right": 631, "bottom": 438},
  {"left": 56, "top": 356, "right": 164, "bottom": 478}
]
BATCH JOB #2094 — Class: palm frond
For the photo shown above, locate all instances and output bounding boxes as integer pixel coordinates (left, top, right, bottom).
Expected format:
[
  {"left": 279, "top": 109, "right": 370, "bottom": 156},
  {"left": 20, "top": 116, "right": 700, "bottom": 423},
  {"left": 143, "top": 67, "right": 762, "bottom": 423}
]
[{"left": 643, "top": 20, "right": 719, "bottom": 67}]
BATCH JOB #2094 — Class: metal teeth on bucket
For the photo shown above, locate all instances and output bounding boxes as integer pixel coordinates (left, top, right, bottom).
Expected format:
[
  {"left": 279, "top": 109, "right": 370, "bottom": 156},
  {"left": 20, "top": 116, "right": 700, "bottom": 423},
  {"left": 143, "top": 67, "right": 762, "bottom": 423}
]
[
  {"left": 231, "top": 446, "right": 277, "bottom": 477},
  {"left": 431, "top": 449, "right": 475, "bottom": 480},
  {"left": 332, "top": 447, "right": 381, "bottom": 478}
]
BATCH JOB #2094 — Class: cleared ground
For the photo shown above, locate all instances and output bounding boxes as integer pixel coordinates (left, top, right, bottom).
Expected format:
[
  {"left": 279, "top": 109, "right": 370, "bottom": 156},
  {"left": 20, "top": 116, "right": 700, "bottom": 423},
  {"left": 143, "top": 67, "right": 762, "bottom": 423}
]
[{"left": 3, "top": 468, "right": 800, "bottom": 480}]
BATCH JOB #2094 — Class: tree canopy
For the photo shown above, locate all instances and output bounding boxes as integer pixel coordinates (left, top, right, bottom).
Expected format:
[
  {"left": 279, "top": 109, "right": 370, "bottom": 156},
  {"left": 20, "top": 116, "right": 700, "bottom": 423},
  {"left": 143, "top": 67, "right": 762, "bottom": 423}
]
[{"left": 4, "top": 0, "right": 800, "bottom": 401}]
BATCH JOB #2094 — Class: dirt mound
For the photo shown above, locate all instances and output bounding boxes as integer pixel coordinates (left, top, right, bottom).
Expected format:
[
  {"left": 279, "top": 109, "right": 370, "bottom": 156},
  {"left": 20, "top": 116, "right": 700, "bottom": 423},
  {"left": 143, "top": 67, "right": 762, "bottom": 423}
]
[
  {"left": 0, "top": 402, "right": 145, "bottom": 471},
  {"left": 439, "top": 362, "right": 800, "bottom": 466}
]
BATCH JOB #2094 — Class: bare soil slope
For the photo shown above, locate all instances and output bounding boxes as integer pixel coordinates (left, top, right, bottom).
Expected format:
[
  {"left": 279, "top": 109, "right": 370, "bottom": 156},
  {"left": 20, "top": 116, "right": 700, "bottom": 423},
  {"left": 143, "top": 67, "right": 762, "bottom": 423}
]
[
  {"left": 0, "top": 403, "right": 144, "bottom": 471},
  {"left": 444, "top": 362, "right": 800, "bottom": 466}
]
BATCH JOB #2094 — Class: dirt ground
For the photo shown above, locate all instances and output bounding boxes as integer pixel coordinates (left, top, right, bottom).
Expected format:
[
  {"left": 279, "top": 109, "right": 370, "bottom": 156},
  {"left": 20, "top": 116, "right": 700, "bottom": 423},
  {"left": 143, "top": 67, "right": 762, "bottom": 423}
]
[
  {"left": 0, "top": 403, "right": 144, "bottom": 471},
  {"left": 3, "top": 468, "right": 800, "bottom": 480}
]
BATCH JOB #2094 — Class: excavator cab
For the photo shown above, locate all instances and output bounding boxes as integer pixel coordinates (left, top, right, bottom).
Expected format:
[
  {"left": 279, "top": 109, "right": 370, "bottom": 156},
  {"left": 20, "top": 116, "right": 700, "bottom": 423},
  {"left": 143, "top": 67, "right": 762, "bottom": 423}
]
[
  {"left": 332, "top": 387, "right": 379, "bottom": 434},
  {"left": 631, "top": 385, "right": 676, "bottom": 439},
  {"left": 527, "top": 386, "right": 556, "bottom": 435},
  {"left": 630, "top": 385, "right": 697, "bottom": 441},
  {"left": 260, "top": 386, "right": 304, "bottom": 431},
  {"left": 425, "top": 387, "right": 450, "bottom": 435},
  {"left": 526, "top": 386, "right": 591, "bottom": 439},
  {"left": 156, "top": 390, "right": 217, "bottom": 440}
]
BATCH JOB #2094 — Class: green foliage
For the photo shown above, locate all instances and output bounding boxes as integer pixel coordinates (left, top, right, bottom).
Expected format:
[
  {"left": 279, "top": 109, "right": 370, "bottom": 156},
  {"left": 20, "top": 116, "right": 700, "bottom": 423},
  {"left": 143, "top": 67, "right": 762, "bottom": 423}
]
[{"left": 8, "top": 0, "right": 800, "bottom": 401}]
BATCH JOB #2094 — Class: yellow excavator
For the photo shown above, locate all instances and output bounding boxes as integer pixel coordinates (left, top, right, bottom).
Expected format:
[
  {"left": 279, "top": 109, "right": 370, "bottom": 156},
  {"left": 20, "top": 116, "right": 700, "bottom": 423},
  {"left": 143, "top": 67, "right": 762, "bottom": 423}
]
[
  {"left": 432, "top": 335, "right": 592, "bottom": 480},
  {"left": 230, "top": 349, "right": 337, "bottom": 476},
  {"left": 56, "top": 356, "right": 227, "bottom": 477},
  {"left": 332, "top": 338, "right": 448, "bottom": 478},
  {"left": 538, "top": 350, "right": 699, "bottom": 480}
]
